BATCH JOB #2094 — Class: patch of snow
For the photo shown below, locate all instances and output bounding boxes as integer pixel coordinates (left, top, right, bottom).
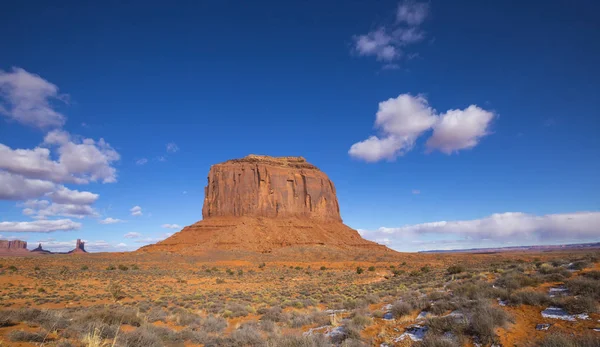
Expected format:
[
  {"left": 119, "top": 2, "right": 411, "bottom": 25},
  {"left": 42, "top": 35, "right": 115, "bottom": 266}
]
[
  {"left": 394, "top": 324, "right": 428, "bottom": 342},
  {"left": 382, "top": 312, "right": 394, "bottom": 320},
  {"left": 498, "top": 298, "right": 508, "bottom": 306},
  {"left": 548, "top": 286, "right": 569, "bottom": 297},
  {"left": 541, "top": 307, "right": 589, "bottom": 321},
  {"left": 536, "top": 323, "right": 551, "bottom": 331}
]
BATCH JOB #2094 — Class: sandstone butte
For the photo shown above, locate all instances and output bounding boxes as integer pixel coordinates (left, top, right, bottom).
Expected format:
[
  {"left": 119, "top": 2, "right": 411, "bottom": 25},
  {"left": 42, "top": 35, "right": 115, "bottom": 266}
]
[{"left": 139, "top": 155, "right": 395, "bottom": 258}]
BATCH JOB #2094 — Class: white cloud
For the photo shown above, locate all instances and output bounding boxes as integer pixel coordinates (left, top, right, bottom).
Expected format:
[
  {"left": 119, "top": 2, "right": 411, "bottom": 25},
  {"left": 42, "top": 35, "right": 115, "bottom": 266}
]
[
  {"left": 124, "top": 232, "right": 142, "bottom": 239},
  {"left": 0, "top": 219, "right": 81, "bottom": 232},
  {"left": 0, "top": 67, "right": 67, "bottom": 129},
  {"left": 136, "top": 158, "right": 148, "bottom": 165},
  {"left": 426, "top": 106, "right": 495, "bottom": 154},
  {"left": 46, "top": 186, "right": 98, "bottom": 205},
  {"left": 130, "top": 206, "right": 142, "bottom": 216},
  {"left": 44, "top": 130, "right": 120, "bottom": 183},
  {"left": 161, "top": 224, "right": 181, "bottom": 229},
  {"left": 0, "top": 130, "right": 119, "bottom": 184},
  {"left": 359, "top": 211, "right": 600, "bottom": 251},
  {"left": 349, "top": 94, "right": 495, "bottom": 161},
  {"left": 353, "top": 1, "right": 428, "bottom": 65},
  {"left": 166, "top": 142, "right": 179, "bottom": 153},
  {"left": 99, "top": 217, "right": 125, "bottom": 224},
  {"left": 23, "top": 201, "right": 98, "bottom": 219},
  {"left": 116, "top": 243, "right": 127, "bottom": 248},
  {"left": 0, "top": 171, "right": 55, "bottom": 200},
  {"left": 412, "top": 189, "right": 420, "bottom": 195},
  {"left": 396, "top": 0, "right": 429, "bottom": 25}
]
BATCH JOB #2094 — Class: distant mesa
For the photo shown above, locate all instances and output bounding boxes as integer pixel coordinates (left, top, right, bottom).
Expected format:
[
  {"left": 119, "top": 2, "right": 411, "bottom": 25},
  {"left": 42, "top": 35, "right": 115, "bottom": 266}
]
[
  {"left": 0, "top": 240, "right": 29, "bottom": 255},
  {"left": 138, "top": 154, "right": 395, "bottom": 258}
]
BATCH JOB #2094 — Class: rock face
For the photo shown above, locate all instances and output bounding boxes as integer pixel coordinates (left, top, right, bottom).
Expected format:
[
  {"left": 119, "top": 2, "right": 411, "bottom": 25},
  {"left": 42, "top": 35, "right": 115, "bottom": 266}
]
[
  {"left": 0, "top": 240, "right": 27, "bottom": 250},
  {"left": 139, "top": 155, "right": 394, "bottom": 258},
  {"left": 69, "top": 239, "right": 87, "bottom": 254},
  {"left": 31, "top": 243, "right": 52, "bottom": 254},
  {"left": 202, "top": 155, "right": 341, "bottom": 221}
]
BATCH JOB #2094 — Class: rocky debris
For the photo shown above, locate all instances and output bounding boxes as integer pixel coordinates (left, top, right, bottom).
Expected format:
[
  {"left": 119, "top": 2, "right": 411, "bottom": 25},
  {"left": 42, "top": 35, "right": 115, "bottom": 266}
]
[
  {"left": 541, "top": 307, "right": 589, "bottom": 321},
  {"left": 0, "top": 239, "right": 27, "bottom": 250},
  {"left": 536, "top": 323, "right": 551, "bottom": 331},
  {"left": 139, "top": 155, "right": 394, "bottom": 257},
  {"left": 68, "top": 239, "right": 87, "bottom": 254}
]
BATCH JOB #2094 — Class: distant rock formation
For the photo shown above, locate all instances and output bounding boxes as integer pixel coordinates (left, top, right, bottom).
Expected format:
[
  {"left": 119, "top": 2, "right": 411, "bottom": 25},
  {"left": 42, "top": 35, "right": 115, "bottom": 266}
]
[
  {"left": 139, "top": 155, "right": 394, "bottom": 258},
  {"left": 69, "top": 239, "right": 87, "bottom": 254},
  {"left": 0, "top": 239, "right": 30, "bottom": 256},
  {"left": 30, "top": 243, "right": 52, "bottom": 254},
  {"left": 0, "top": 240, "right": 27, "bottom": 251}
]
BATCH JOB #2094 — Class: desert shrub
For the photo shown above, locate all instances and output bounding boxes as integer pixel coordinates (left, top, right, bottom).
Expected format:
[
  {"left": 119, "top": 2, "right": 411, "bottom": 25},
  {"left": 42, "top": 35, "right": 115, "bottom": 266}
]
[
  {"left": 118, "top": 264, "right": 129, "bottom": 271},
  {"left": 261, "top": 306, "right": 286, "bottom": 322},
  {"left": 356, "top": 267, "right": 364, "bottom": 274},
  {"left": 117, "top": 327, "right": 162, "bottom": 347},
  {"left": 509, "top": 290, "right": 551, "bottom": 306},
  {"left": 56, "top": 340, "right": 75, "bottom": 347},
  {"left": 8, "top": 265, "right": 17, "bottom": 272},
  {"left": 446, "top": 265, "right": 464, "bottom": 275},
  {"left": 202, "top": 315, "right": 227, "bottom": 332},
  {"left": 146, "top": 308, "right": 167, "bottom": 322},
  {"left": 0, "top": 316, "right": 15, "bottom": 327},
  {"left": 569, "top": 260, "right": 590, "bottom": 271},
  {"left": 290, "top": 312, "right": 313, "bottom": 328},
  {"left": 426, "top": 316, "right": 467, "bottom": 336},
  {"left": 558, "top": 296, "right": 598, "bottom": 314},
  {"left": 429, "top": 298, "right": 456, "bottom": 315},
  {"left": 172, "top": 308, "right": 202, "bottom": 326},
  {"left": 565, "top": 278, "right": 600, "bottom": 299},
  {"left": 8, "top": 329, "right": 46, "bottom": 342},
  {"left": 467, "top": 304, "right": 512, "bottom": 345},
  {"left": 368, "top": 266, "right": 376, "bottom": 272},
  {"left": 320, "top": 266, "right": 327, "bottom": 270},
  {"left": 350, "top": 312, "right": 372, "bottom": 328},
  {"left": 449, "top": 280, "right": 501, "bottom": 300},
  {"left": 259, "top": 319, "right": 276, "bottom": 333},
  {"left": 107, "top": 281, "right": 125, "bottom": 301},
  {"left": 583, "top": 271, "right": 600, "bottom": 280},
  {"left": 106, "top": 264, "right": 116, "bottom": 271},
  {"left": 223, "top": 325, "right": 264, "bottom": 347},
  {"left": 224, "top": 303, "right": 250, "bottom": 318},
  {"left": 80, "top": 265, "right": 89, "bottom": 271},
  {"left": 392, "top": 269, "right": 405, "bottom": 276},
  {"left": 7, "top": 308, "right": 69, "bottom": 330},
  {"left": 266, "top": 334, "right": 330, "bottom": 347},
  {"left": 391, "top": 301, "right": 412, "bottom": 318},
  {"left": 416, "top": 334, "right": 461, "bottom": 347},
  {"left": 75, "top": 305, "right": 142, "bottom": 327},
  {"left": 494, "top": 272, "right": 539, "bottom": 292},
  {"left": 538, "top": 333, "right": 600, "bottom": 347},
  {"left": 216, "top": 278, "right": 226, "bottom": 284}
]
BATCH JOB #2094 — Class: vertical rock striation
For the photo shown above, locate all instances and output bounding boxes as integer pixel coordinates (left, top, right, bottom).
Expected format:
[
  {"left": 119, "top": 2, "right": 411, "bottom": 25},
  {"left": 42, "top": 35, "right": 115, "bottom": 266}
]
[{"left": 202, "top": 155, "right": 341, "bottom": 221}]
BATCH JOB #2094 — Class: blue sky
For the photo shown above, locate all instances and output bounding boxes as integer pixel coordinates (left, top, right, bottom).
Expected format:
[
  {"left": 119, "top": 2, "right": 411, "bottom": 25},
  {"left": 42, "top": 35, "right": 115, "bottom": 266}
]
[{"left": 0, "top": 0, "right": 598, "bottom": 252}]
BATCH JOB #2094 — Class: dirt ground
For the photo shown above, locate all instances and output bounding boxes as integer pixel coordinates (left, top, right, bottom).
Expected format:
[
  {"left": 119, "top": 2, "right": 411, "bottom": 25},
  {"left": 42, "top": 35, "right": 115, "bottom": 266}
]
[{"left": 0, "top": 249, "right": 599, "bottom": 346}]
